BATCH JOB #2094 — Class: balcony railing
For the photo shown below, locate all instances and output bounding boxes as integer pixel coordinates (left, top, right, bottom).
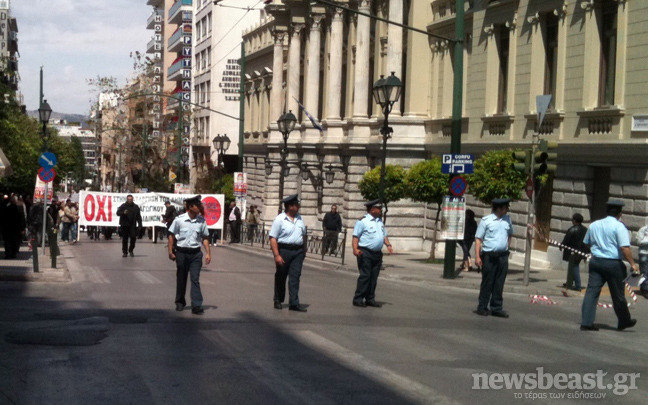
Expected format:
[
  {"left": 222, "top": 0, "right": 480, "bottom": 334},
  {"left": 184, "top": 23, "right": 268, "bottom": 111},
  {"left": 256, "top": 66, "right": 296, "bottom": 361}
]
[
  {"left": 169, "top": 0, "right": 192, "bottom": 24},
  {"left": 147, "top": 11, "right": 162, "bottom": 30}
]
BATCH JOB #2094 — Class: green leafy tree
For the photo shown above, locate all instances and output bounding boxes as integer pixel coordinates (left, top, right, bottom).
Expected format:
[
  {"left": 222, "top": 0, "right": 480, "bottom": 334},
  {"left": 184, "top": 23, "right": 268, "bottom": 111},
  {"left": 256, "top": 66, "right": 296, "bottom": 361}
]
[
  {"left": 194, "top": 165, "right": 234, "bottom": 203},
  {"left": 404, "top": 158, "right": 449, "bottom": 259},
  {"left": 0, "top": 112, "right": 42, "bottom": 194},
  {"left": 358, "top": 165, "right": 406, "bottom": 224},
  {"left": 467, "top": 149, "right": 526, "bottom": 204}
]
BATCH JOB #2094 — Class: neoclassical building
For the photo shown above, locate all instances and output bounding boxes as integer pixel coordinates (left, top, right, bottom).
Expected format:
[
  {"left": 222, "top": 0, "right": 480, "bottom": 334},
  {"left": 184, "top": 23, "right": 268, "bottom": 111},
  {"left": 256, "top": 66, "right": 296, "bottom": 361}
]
[{"left": 240, "top": 0, "right": 648, "bottom": 265}]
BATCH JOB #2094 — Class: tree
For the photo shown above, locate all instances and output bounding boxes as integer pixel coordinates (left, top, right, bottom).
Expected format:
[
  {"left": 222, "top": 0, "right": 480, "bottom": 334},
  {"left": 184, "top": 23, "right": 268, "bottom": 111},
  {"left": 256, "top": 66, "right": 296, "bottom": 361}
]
[
  {"left": 0, "top": 111, "right": 41, "bottom": 194},
  {"left": 358, "top": 165, "right": 406, "bottom": 224},
  {"left": 194, "top": 164, "right": 235, "bottom": 203},
  {"left": 404, "top": 158, "right": 449, "bottom": 259},
  {"left": 467, "top": 149, "right": 527, "bottom": 204}
]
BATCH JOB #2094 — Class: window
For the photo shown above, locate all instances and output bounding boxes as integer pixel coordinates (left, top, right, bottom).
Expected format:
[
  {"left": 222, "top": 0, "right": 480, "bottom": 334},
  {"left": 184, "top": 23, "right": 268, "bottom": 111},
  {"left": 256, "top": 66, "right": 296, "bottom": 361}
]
[
  {"left": 208, "top": 13, "right": 212, "bottom": 33},
  {"left": 205, "top": 117, "right": 210, "bottom": 140},
  {"left": 201, "top": 50, "right": 207, "bottom": 70},
  {"left": 206, "top": 81, "right": 211, "bottom": 104},
  {"left": 202, "top": 16, "right": 207, "bottom": 37},
  {"left": 496, "top": 26, "right": 510, "bottom": 114},
  {"left": 544, "top": 13, "right": 559, "bottom": 108},
  {"left": 599, "top": 0, "right": 617, "bottom": 106},
  {"left": 207, "top": 46, "right": 211, "bottom": 67},
  {"left": 196, "top": 21, "right": 201, "bottom": 41}
]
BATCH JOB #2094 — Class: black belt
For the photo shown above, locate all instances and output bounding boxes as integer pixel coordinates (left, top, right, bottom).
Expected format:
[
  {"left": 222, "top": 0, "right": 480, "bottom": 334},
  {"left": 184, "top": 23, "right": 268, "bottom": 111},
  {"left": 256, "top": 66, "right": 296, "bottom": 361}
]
[
  {"left": 481, "top": 251, "right": 509, "bottom": 257},
  {"left": 359, "top": 246, "right": 382, "bottom": 253},
  {"left": 176, "top": 247, "right": 201, "bottom": 254},
  {"left": 278, "top": 244, "right": 303, "bottom": 251}
]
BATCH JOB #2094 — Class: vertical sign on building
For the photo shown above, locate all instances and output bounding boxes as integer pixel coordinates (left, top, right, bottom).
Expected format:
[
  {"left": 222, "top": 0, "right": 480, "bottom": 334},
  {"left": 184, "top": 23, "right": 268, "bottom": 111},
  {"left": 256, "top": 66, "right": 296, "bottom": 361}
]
[
  {"left": 181, "top": 10, "right": 193, "bottom": 170},
  {"left": 152, "top": 10, "right": 163, "bottom": 138}
]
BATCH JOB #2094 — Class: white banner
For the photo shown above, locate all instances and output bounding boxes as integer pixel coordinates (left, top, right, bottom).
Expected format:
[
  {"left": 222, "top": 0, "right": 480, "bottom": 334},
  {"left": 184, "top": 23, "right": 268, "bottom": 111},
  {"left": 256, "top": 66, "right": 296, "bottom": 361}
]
[
  {"left": 440, "top": 196, "right": 466, "bottom": 240},
  {"left": 78, "top": 191, "right": 225, "bottom": 229}
]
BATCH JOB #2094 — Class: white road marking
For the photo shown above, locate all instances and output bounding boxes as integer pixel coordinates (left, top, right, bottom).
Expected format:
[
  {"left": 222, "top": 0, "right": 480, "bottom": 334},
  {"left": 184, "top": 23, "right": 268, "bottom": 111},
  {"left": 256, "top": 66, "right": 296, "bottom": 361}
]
[
  {"left": 291, "top": 330, "right": 458, "bottom": 405},
  {"left": 133, "top": 271, "right": 163, "bottom": 284},
  {"left": 86, "top": 266, "right": 111, "bottom": 284}
]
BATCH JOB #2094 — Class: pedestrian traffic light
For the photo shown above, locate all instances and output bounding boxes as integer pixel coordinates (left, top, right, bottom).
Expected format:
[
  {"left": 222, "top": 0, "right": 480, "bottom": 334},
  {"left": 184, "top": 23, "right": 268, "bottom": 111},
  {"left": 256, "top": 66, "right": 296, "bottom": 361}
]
[
  {"left": 512, "top": 150, "right": 532, "bottom": 174},
  {"left": 534, "top": 139, "right": 558, "bottom": 174}
]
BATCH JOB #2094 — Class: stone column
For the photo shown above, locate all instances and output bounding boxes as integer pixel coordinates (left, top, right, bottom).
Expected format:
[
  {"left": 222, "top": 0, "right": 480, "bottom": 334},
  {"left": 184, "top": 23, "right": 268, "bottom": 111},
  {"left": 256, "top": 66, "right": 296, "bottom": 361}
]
[
  {"left": 305, "top": 14, "right": 325, "bottom": 124},
  {"left": 271, "top": 30, "right": 287, "bottom": 120},
  {"left": 387, "top": 0, "right": 403, "bottom": 115},
  {"left": 326, "top": 8, "right": 344, "bottom": 121},
  {"left": 287, "top": 23, "right": 305, "bottom": 117},
  {"left": 352, "top": 0, "right": 371, "bottom": 119}
]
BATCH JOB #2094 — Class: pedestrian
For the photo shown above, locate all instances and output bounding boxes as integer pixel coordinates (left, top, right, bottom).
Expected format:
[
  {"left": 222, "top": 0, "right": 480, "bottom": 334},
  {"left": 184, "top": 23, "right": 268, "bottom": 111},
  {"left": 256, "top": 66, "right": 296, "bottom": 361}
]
[
  {"left": 560, "top": 213, "right": 588, "bottom": 291},
  {"left": 269, "top": 194, "right": 307, "bottom": 312},
  {"left": 458, "top": 209, "right": 478, "bottom": 271},
  {"left": 580, "top": 200, "right": 638, "bottom": 331},
  {"left": 322, "top": 204, "right": 342, "bottom": 255},
  {"left": 168, "top": 195, "right": 211, "bottom": 315},
  {"left": 69, "top": 202, "right": 80, "bottom": 243},
  {"left": 1, "top": 195, "right": 25, "bottom": 259},
  {"left": 246, "top": 205, "right": 261, "bottom": 241},
  {"left": 61, "top": 199, "right": 74, "bottom": 243},
  {"left": 58, "top": 202, "right": 66, "bottom": 241},
  {"left": 474, "top": 198, "right": 513, "bottom": 318},
  {"left": 635, "top": 221, "right": 648, "bottom": 299},
  {"left": 228, "top": 201, "right": 241, "bottom": 243},
  {"left": 352, "top": 199, "right": 393, "bottom": 308},
  {"left": 28, "top": 198, "right": 45, "bottom": 247},
  {"left": 116, "top": 194, "right": 143, "bottom": 258}
]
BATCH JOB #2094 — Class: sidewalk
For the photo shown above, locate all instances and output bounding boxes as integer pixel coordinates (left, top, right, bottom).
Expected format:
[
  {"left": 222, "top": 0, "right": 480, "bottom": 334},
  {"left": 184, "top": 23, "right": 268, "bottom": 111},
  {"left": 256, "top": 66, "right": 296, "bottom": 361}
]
[
  {"left": 0, "top": 241, "right": 70, "bottom": 282},
  {"left": 225, "top": 243, "right": 583, "bottom": 297}
]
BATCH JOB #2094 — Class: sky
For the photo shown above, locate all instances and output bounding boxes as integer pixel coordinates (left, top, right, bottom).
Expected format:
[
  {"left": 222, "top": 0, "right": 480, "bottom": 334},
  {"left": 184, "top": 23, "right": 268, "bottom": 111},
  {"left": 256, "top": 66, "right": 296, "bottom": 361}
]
[{"left": 12, "top": 0, "right": 151, "bottom": 116}]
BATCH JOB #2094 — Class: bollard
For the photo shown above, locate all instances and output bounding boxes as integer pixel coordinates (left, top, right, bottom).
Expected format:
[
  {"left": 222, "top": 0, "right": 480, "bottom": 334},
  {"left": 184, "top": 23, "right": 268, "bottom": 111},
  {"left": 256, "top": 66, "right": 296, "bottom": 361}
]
[{"left": 32, "top": 238, "right": 39, "bottom": 273}]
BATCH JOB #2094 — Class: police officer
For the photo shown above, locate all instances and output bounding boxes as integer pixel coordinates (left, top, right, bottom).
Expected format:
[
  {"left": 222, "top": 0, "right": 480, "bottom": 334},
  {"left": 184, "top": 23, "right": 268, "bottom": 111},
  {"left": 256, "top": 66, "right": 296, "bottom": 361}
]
[
  {"left": 168, "top": 195, "right": 211, "bottom": 315},
  {"left": 474, "top": 198, "right": 513, "bottom": 318},
  {"left": 352, "top": 199, "right": 393, "bottom": 308},
  {"left": 269, "top": 194, "right": 307, "bottom": 312},
  {"left": 580, "top": 200, "right": 638, "bottom": 331}
]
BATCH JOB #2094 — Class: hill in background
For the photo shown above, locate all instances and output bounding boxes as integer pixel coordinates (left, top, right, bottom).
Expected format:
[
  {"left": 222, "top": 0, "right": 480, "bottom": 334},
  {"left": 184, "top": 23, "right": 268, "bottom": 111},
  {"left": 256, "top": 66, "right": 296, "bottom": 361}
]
[{"left": 26, "top": 110, "right": 89, "bottom": 127}]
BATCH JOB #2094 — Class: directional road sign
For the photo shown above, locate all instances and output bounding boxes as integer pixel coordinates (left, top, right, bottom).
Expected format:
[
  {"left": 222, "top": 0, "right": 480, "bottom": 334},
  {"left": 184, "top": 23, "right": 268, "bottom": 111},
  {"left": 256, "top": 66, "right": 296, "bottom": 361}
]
[
  {"left": 38, "top": 167, "right": 56, "bottom": 183},
  {"left": 450, "top": 176, "right": 467, "bottom": 197},
  {"left": 442, "top": 154, "right": 474, "bottom": 174},
  {"left": 39, "top": 152, "right": 57, "bottom": 171}
]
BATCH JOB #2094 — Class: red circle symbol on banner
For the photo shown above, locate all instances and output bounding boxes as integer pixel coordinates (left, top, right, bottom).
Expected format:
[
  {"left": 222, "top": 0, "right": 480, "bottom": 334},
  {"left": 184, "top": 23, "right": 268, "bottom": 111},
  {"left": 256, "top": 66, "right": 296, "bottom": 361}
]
[{"left": 202, "top": 196, "right": 221, "bottom": 226}]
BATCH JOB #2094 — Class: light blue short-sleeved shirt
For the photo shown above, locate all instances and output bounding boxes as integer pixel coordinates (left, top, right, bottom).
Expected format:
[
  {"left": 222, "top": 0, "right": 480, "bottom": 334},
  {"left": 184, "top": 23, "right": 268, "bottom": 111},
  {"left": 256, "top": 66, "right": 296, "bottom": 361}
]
[
  {"left": 353, "top": 214, "right": 387, "bottom": 251},
  {"left": 584, "top": 216, "right": 630, "bottom": 259},
  {"left": 168, "top": 213, "right": 210, "bottom": 248},
  {"left": 475, "top": 213, "right": 513, "bottom": 253},
  {"left": 269, "top": 212, "right": 306, "bottom": 245}
]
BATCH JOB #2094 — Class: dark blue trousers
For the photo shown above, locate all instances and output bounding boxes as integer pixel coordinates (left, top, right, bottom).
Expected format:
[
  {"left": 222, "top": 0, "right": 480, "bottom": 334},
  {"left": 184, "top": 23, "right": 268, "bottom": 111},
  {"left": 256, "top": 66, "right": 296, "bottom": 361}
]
[
  {"left": 354, "top": 248, "right": 383, "bottom": 304},
  {"left": 175, "top": 250, "right": 203, "bottom": 308},
  {"left": 274, "top": 247, "right": 305, "bottom": 306},
  {"left": 581, "top": 257, "right": 632, "bottom": 327},
  {"left": 477, "top": 252, "right": 509, "bottom": 312}
]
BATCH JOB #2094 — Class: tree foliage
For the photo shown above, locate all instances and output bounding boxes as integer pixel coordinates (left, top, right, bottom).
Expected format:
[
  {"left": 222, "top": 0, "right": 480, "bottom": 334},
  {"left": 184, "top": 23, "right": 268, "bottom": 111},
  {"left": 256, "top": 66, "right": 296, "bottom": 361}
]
[
  {"left": 194, "top": 166, "right": 234, "bottom": 203},
  {"left": 467, "top": 149, "right": 526, "bottom": 205},
  {"left": 0, "top": 110, "right": 41, "bottom": 194},
  {"left": 358, "top": 165, "right": 406, "bottom": 223}
]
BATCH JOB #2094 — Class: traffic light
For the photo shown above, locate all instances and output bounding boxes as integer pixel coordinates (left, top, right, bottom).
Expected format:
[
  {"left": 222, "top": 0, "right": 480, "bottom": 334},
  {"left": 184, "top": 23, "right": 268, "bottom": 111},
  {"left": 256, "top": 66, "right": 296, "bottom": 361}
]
[
  {"left": 512, "top": 150, "right": 532, "bottom": 174},
  {"left": 534, "top": 139, "right": 558, "bottom": 174}
]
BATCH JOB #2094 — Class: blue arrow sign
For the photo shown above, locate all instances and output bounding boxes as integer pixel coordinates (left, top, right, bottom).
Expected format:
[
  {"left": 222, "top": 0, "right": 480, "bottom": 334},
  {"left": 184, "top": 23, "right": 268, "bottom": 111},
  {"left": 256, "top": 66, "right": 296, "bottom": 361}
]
[{"left": 39, "top": 152, "right": 57, "bottom": 171}]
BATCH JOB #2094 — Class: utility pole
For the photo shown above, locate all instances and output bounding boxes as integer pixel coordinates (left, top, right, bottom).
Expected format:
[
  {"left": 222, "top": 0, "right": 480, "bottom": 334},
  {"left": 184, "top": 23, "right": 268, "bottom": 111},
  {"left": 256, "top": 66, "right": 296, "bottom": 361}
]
[
  {"left": 142, "top": 124, "right": 147, "bottom": 189},
  {"left": 238, "top": 41, "right": 246, "bottom": 172}
]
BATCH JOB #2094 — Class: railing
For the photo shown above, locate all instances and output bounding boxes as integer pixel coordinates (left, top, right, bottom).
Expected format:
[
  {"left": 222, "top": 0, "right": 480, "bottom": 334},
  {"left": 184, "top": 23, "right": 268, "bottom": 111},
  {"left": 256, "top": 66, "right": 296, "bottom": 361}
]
[
  {"left": 224, "top": 223, "right": 348, "bottom": 265},
  {"left": 168, "top": 28, "right": 182, "bottom": 48},
  {"left": 169, "top": 0, "right": 192, "bottom": 20}
]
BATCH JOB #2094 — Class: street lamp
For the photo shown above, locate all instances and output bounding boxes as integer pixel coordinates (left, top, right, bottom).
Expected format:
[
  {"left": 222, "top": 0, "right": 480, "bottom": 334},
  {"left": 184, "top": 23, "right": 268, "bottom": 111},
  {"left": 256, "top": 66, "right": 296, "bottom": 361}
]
[
  {"left": 276, "top": 110, "right": 297, "bottom": 210},
  {"left": 372, "top": 72, "right": 403, "bottom": 204},
  {"left": 212, "top": 133, "right": 231, "bottom": 167},
  {"left": 38, "top": 99, "right": 52, "bottom": 257}
]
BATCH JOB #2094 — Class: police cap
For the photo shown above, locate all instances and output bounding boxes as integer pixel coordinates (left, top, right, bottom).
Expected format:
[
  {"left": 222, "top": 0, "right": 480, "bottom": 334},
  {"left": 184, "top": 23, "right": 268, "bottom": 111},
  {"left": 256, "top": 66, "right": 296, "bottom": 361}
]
[
  {"left": 184, "top": 195, "right": 202, "bottom": 206},
  {"left": 606, "top": 199, "right": 625, "bottom": 207},
  {"left": 281, "top": 194, "right": 300, "bottom": 205},
  {"left": 491, "top": 198, "right": 512, "bottom": 207},
  {"left": 365, "top": 199, "right": 383, "bottom": 209}
]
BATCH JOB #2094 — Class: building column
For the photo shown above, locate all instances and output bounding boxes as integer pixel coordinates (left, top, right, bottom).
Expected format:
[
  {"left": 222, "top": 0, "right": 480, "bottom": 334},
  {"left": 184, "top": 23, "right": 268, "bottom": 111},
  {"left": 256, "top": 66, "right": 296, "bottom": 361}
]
[
  {"left": 287, "top": 23, "right": 305, "bottom": 117},
  {"left": 387, "top": 0, "right": 403, "bottom": 116},
  {"left": 326, "top": 8, "right": 344, "bottom": 121},
  {"left": 352, "top": 0, "right": 371, "bottom": 119},
  {"left": 271, "top": 29, "right": 287, "bottom": 120},
  {"left": 305, "top": 14, "right": 324, "bottom": 124}
]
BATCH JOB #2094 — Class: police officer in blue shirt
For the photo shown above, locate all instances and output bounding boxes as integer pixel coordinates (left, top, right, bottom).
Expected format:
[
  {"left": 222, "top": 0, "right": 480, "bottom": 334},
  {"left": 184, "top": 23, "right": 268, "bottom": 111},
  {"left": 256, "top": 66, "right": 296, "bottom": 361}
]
[
  {"left": 352, "top": 199, "right": 393, "bottom": 308},
  {"left": 168, "top": 195, "right": 211, "bottom": 315},
  {"left": 580, "top": 200, "right": 639, "bottom": 331},
  {"left": 269, "top": 194, "right": 308, "bottom": 312},
  {"left": 474, "top": 198, "right": 513, "bottom": 318}
]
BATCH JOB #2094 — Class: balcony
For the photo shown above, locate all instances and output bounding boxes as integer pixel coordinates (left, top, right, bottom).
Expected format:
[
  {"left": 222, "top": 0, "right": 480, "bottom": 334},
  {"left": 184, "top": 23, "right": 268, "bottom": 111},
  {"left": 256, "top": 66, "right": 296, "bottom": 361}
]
[
  {"left": 147, "top": 10, "right": 162, "bottom": 30},
  {"left": 169, "top": 0, "right": 192, "bottom": 25},
  {"left": 146, "top": 36, "right": 157, "bottom": 53},
  {"left": 191, "top": 135, "right": 210, "bottom": 148},
  {"left": 168, "top": 58, "right": 192, "bottom": 81},
  {"left": 168, "top": 27, "right": 190, "bottom": 52},
  {"left": 147, "top": 0, "right": 163, "bottom": 6}
]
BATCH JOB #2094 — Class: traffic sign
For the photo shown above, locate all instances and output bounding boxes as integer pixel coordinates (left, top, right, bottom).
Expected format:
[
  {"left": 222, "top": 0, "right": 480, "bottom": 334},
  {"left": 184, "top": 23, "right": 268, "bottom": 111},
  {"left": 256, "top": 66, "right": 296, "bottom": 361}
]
[
  {"left": 442, "top": 154, "right": 474, "bottom": 174},
  {"left": 449, "top": 176, "right": 467, "bottom": 197},
  {"left": 525, "top": 177, "right": 534, "bottom": 199},
  {"left": 38, "top": 167, "right": 56, "bottom": 183},
  {"left": 39, "top": 152, "right": 57, "bottom": 171}
]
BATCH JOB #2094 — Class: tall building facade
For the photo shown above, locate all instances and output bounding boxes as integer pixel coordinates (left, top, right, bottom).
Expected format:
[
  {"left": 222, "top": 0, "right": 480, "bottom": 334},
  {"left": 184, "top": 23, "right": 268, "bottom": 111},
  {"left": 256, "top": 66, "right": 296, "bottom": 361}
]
[
  {"left": 0, "top": 0, "right": 20, "bottom": 100},
  {"left": 241, "top": 0, "right": 648, "bottom": 266}
]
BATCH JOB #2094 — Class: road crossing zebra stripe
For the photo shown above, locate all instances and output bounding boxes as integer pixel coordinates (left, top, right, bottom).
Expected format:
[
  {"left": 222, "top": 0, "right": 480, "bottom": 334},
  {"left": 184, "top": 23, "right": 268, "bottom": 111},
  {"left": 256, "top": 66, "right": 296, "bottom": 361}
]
[{"left": 133, "top": 271, "right": 163, "bottom": 284}]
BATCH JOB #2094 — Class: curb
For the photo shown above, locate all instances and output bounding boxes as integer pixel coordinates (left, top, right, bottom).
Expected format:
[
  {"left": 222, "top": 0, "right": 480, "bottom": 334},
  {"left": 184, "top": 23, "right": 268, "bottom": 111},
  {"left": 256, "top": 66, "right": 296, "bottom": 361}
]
[{"left": 0, "top": 248, "right": 70, "bottom": 283}]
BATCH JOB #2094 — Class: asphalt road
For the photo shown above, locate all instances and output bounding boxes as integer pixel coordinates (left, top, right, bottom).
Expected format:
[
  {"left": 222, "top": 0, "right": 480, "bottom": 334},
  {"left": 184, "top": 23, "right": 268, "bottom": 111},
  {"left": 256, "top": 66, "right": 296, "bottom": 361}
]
[{"left": 0, "top": 238, "right": 646, "bottom": 404}]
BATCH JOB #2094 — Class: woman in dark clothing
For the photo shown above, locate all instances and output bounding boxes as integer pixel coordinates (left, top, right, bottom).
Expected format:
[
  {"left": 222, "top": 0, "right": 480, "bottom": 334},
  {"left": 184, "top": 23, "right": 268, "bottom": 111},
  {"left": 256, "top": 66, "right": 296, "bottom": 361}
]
[{"left": 458, "top": 209, "right": 478, "bottom": 271}]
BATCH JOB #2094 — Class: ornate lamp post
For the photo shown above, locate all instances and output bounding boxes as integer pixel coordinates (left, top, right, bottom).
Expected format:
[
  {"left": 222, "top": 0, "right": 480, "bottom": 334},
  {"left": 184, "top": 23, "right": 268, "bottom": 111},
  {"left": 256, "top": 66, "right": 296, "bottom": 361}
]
[
  {"left": 212, "top": 133, "right": 231, "bottom": 167},
  {"left": 276, "top": 110, "right": 297, "bottom": 209},
  {"left": 371, "top": 72, "right": 403, "bottom": 203}
]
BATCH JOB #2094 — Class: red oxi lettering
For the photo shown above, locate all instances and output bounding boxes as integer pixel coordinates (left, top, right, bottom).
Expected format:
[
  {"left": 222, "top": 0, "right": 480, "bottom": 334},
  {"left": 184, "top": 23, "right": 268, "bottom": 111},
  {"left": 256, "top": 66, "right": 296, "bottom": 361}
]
[
  {"left": 97, "top": 196, "right": 108, "bottom": 222},
  {"left": 84, "top": 195, "right": 95, "bottom": 221}
]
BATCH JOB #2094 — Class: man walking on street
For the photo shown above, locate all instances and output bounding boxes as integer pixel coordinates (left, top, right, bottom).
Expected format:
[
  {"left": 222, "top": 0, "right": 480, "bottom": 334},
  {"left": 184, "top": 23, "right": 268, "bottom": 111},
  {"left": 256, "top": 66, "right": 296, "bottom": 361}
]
[
  {"left": 168, "top": 195, "right": 211, "bottom": 315},
  {"left": 322, "top": 204, "right": 342, "bottom": 255},
  {"left": 561, "top": 213, "right": 588, "bottom": 291},
  {"left": 116, "top": 195, "right": 143, "bottom": 257},
  {"left": 270, "top": 194, "right": 307, "bottom": 312},
  {"left": 61, "top": 199, "right": 74, "bottom": 243},
  {"left": 581, "top": 200, "right": 638, "bottom": 331},
  {"left": 474, "top": 198, "right": 513, "bottom": 318},
  {"left": 635, "top": 221, "right": 648, "bottom": 299},
  {"left": 228, "top": 201, "right": 241, "bottom": 243}
]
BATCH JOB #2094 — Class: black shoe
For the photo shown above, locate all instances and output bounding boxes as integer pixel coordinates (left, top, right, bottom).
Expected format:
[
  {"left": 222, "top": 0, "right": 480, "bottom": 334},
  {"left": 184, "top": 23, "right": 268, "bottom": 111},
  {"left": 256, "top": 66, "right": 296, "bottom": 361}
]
[
  {"left": 366, "top": 301, "right": 382, "bottom": 308},
  {"left": 580, "top": 325, "right": 599, "bottom": 331},
  {"left": 175, "top": 303, "right": 185, "bottom": 311},
  {"left": 192, "top": 307, "right": 205, "bottom": 315},
  {"left": 152, "top": 241, "right": 157, "bottom": 244},
  {"left": 274, "top": 302, "right": 283, "bottom": 310},
  {"left": 129, "top": 252, "right": 134, "bottom": 257},
  {"left": 122, "top": 253, "right": 128, "bottom": 258},
  {"left": 491, "top": 311, "right": 509, "bottom": 318},
  {"left": 353, "top": 301, "right": 367, "bottom": 308},
  {"left": 562, "top": 283, "right": 567, "bottom": 288},
  {"left": 473, "top": 309, "right": 488, "bottom": 316},
  {"left": 571, "top": 287, "right": 583, "bottom": 292},
  {"left": 618, "top": 319, "right": 637, "bottom": 331},
  {"left": 289, "top": 305, "right": 307, "bottom": 312}
]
